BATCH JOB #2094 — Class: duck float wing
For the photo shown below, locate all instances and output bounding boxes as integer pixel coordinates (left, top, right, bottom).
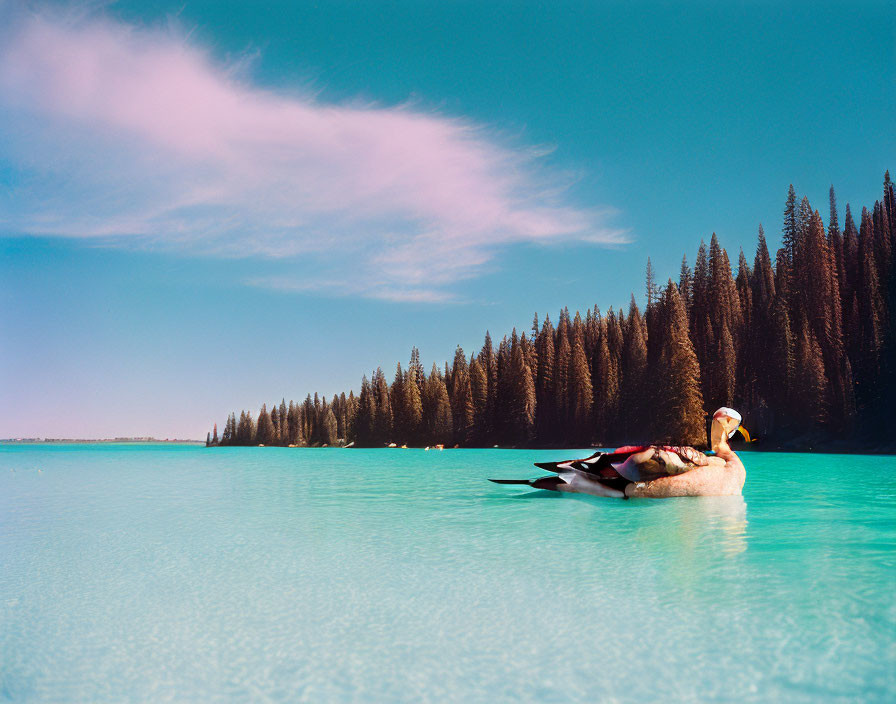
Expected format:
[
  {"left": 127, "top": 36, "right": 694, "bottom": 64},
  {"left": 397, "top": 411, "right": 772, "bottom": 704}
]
[{"left": 532, "top": 446, "right": 649, "bottom": 476}]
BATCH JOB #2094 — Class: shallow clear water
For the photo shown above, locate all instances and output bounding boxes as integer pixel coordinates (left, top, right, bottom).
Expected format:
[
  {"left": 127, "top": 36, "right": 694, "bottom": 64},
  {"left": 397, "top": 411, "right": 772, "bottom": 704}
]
[{"left": 1, "top": 444, "right": 894, "bottom": 703}]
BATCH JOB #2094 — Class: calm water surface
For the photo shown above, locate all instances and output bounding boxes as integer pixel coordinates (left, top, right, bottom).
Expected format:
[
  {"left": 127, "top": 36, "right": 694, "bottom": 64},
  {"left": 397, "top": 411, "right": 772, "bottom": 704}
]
[{"left": 1, "top": 444, "right": 894, "bottom": 702}]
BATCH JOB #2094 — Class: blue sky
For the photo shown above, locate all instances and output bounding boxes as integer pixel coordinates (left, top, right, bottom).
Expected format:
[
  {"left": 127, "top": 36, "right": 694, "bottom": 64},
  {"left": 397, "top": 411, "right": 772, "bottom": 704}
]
[{"left": 1, "top": 0, "right": 893, "bottom": 439}]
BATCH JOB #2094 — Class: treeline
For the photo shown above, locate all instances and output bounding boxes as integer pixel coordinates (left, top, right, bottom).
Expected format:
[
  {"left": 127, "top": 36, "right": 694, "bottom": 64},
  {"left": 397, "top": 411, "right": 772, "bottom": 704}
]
[{"left": 208, "top": 172, "right": 896, "bottom": 449}]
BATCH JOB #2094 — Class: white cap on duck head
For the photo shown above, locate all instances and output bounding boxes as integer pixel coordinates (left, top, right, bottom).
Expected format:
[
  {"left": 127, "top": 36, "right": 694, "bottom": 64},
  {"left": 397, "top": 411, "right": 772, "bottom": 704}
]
[{"left": 713, "top": 407, "right": 742, "bottom": 438}]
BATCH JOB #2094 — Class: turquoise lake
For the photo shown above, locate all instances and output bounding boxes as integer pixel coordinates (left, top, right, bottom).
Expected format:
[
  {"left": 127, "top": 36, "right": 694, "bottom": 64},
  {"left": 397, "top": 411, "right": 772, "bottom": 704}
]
[{"left": 1, "top": 444, "right": 894, "bottom": 702}]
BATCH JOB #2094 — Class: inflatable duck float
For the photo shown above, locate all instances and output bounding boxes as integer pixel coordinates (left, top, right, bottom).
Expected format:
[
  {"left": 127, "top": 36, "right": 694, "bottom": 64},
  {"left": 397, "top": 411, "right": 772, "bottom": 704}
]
[{"left": 489, "top": 407, "right": 750, "bottom": 499}]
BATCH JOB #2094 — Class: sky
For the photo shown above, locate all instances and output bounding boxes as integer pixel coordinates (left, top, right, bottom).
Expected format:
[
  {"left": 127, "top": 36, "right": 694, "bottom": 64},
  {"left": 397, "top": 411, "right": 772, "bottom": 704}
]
[{"left": 1, "top": 0, "right": 893, "bottom": 439}]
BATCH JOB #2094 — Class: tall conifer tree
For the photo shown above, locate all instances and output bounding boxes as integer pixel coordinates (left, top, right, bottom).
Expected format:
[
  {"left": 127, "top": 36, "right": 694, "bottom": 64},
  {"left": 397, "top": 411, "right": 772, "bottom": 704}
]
[
  {"left": 620, "top": 297, "right": 648, "bottom": 436},
  {"left": 256, "top": 404, "right": 275, "bottom": 445},
  {"left": 783, "top": 184, "right": 799, "bottom": 263},
  {"left": 469, "top": 355, "right": 488, "bottom": 444},
  {"left": 390, "top": 363, "right": 406, "bottom": 443},
  {"left": 372, "top": 368, "right": 392, "bottom": 444},
  {"left": 403, "top": 359, "right": 423, "bottom": 444},
  {"left": 567, "top": 320, "right": 593, "bottom": 443},
  {"left": 450, "top": 347, "right": 474, "bottom": 446},
  {"left": 655, "top": 281, "right": 705, "bottom": 445},
  {"left": 422, "top": 364, "right": 453, "bottom": 444}
]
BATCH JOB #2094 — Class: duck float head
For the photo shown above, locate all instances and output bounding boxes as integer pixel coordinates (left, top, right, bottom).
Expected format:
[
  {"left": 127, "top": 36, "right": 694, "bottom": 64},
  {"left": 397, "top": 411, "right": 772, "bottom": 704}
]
[{"left": 710, "top": 407, "right": 751, "bottom": 454}]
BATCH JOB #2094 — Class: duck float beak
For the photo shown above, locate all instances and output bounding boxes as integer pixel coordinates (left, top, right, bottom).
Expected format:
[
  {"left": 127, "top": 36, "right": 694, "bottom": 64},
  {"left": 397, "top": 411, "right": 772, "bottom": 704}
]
[{"left": 737, "top": 426, "right": 753, "bottom": 442}]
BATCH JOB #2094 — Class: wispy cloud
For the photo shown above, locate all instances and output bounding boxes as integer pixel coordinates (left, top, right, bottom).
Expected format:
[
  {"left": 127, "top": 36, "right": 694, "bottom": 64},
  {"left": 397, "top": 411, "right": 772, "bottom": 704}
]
[{"left": 0, "top": 4, "right": 627, "bottom": 301}]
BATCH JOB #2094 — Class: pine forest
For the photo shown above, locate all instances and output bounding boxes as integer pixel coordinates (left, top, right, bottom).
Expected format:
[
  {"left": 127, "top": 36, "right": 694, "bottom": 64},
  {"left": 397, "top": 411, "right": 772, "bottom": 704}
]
[{"left": 207, "top": 173, "right": 896, "bottom": 451}]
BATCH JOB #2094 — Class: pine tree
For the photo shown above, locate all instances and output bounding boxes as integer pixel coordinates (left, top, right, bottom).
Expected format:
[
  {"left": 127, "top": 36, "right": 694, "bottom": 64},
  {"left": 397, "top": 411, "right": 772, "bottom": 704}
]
[
  {"left": 709, "top": 234, "right": 743, "bottom": 345},
  {"left": 882, "top": 173, "right": 896, "bottom": 418},
  {"left": 312, "top": 393, "right": 322, "bottom": 445},
  {"left": 469, "top": 355, "right": 488, "bottom": 444},
  {"left": 286, "top": 401, "right": 300, "bottom": 445},
  {"left": 505, "top": 334, "right": 536, "bottom": 445},
  {"left": 752, "top": 226, "right": 775, "bottom": 309},
  {"left": 857, "top": 207, "right": 884, "bottom": 414},
  {"left": 390, "top": 363, "right": 407, "bottom": 443},
  {"left": 479, "top": 332, "right": 497, "bottom": 443},
  {"left": 885, "top": 171, "right": 896, "bottom": 232},
  {"left": 403, "top": 358, "right": 424, "bottom": 444},
  {"left": 301, "top": 395, "right": 313, "bottom": 444},
  {"left": 794, "top": 316, "right": 828, "bottom": 428},
  {"left": 321, "top": 407, "right": 338, "bottom": 446},
  {"left": 690, "top": 240, "right": 712, "bottom": 403},
  {"left": 211, "top": 423, "right": 218, "bottom": 445},
  {"left": 872, "top": 201, "right": 892, "bottom": 288},
  {"left": 716, "top": 322, "right": 736, "bottom": 407},
  {"left": 620, "top": 297, "right": 648, "bottom": 437},
  {"left": 256, "top": 404, "right": 274, "bottom": 445},
  {"left": 535, "top": 315, "right": 555, "bottom": 443},
  {"left": 655, "top": 281, "right": 705, "bottom": 446},
  {"left": 736, "top": 249, "right": 753, "bottom": 317},
  {"left": 345, "top": 391, "right": 358, "bottom": 443},
  {"left": 735, "top": 249, "right": 754, "bottom": 409},
  {"left": 332, "top": 394, "right": 342, "bottom": 438},
  {"left": 337, "top": 393, "right": 348, "bottom": 440},
  {"left": 526, "top": 317, "right": 539, "bottom": 382},
  {"left": 353, "top": 376, "right": 375, "bottom": 447},
  {"left": 221, "top": 413, "right": 234, "bottom": 445},
  {"left": 235, "top": 411, "right": 246, "bottom": 445},
  {"left": 748, "top": 228, "right": 775, "bottom": 419},
  {"left": 829, "top": 187, "right": 845, "bottom": 299},
  {"left": 372, "top": 368, "right": 392, "bottom": 444},
  {"left": 592, "top": 315, "right": 618, "bottom": 440},
  {"left": 567, "top": 320, "right": 593, "bottom": 443},
  {"left": 774, "top": 248, "right": 791, "bottom": 310},
  {"left": 553, "top": 327, "right": 571, "bottom": 434},
  {"left": 783, "top": 184, "right": 799, "bottom": 263},
  {"left": 422, "top": 364, "right": 452, "bottom": 444},
  {"left": 803, "top": 210, "right": 834, "bottom": 351},
  {"left": 646, "top": 257, "right": 659, "bottom": 307},
  {"left": 279, "top": 399, "right": 288, "bottom": 444},
  {"left": 237, "top": 410, "right": 255, "bottom": 446},
  {"left": 701, "top": 234, "right": 739, "bottom": 410},
  {"left": 769, "top": 295, "right": 794, "bottom": 424},
  {"left": 557, "top": 306, "right": 571, "bottom": 349},
  {"left": 494, "top": 335, "right": 512, "bottom": 442},
  {"left": 788, "top": 195, "right": 814, "bottom": 319},
  {"left": 519, "top": 332, "right": 537, "bottom": 401},
  {"left": 450, "top": 347, "right": 474, "bottom": 445},
  {"left": 270, "top": 404, "right": 281, "bottom": 445},
  {"left": 679, "top": 255, "right": 692, "bottom": 311},
  {"left": 841, "top": 204, "right": 860, "bottom": 360}
]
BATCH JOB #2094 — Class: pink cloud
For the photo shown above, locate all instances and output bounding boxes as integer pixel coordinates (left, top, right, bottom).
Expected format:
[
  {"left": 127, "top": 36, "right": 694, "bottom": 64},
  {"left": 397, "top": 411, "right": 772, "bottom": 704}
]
[{"left": 0, "top": 6, "right": 626, "bottom": 299}]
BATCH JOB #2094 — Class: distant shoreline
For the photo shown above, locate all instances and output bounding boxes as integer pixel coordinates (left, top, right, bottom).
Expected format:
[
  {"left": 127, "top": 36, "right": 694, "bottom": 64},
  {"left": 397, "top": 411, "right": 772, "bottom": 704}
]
[
  {"left": 218, "top": 439, "right": 894, "bottom": 455},
  {"left": 1, "top": 438, "right": 205, "bottom": 444},
  {"left": 2, "top": 439, "right": 894, "bottom": 455}
]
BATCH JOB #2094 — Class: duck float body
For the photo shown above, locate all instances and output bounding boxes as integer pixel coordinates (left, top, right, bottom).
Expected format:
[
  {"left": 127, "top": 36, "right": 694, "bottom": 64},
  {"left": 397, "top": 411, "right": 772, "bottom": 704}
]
[{"left": 490, "top": 407, "right": 750, "bottom": 499}]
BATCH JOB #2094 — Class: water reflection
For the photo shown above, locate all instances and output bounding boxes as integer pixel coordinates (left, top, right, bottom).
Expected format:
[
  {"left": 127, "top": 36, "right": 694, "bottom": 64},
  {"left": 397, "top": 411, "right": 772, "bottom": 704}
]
[
  {"left": 692, "top": 495, "right": 748, "bottom": 555},
  {"left": 632, "top": 495, "right": 748, "bottom": 555},
  {"left": 506, "top": 489, "right": 749, "bottom": 563},
  {"left": 621, "top": 495, "right": 749, "bottom": 601}
]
